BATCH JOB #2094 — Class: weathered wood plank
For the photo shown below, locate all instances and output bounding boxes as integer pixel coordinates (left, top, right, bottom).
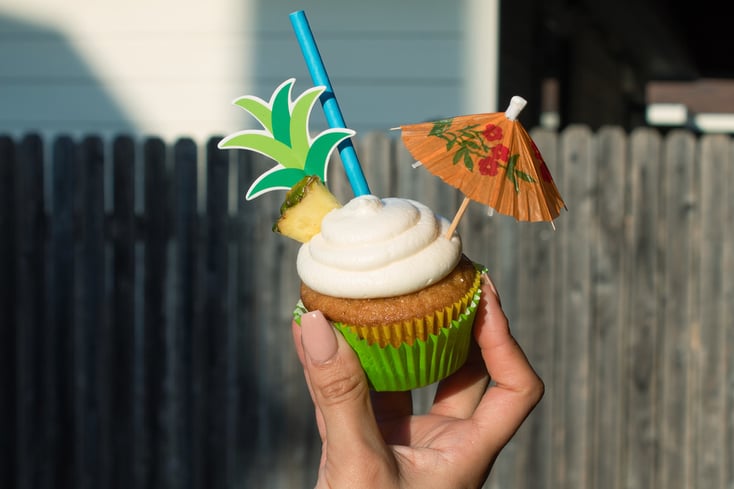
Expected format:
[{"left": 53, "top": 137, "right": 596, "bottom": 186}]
[
  {"left": 554, "top": 125, "right": 595, "bottom": 489},
  {"left": 695, "top": 134, "right": 730, "bottom": 489},
  {"left": 625, "top": 127, "right": 663, "bottom": 489},
  {"left": 142, "top": 137, "right": 169, "bottom": 489},
  {"left": 686, "top": 130, "right": 704, "bottom": 489},
  {"left": 109, "top": 135, "right": 137, "bottom": 489},
  {"left": 201, "top": 136, "right": 234, "bottom": 489},
  {"left": 14, "top": 134, "right": 46, "bottom": 489},
  {"left": 46, "top": 136, "right": 77, "bottom": 489},
  {"left": 591, "top": 126, "right": 626, "bottom": 489},
  {"left": 658, "top": 130, "right": 697, "bottom": 489},
  {"left": 73, "top": 136, "right": 107, "bottom": 489},
  {"left": 170, "top": 137, "right": 198, "bottom": 489},
  {"left": 0, "top": 135, "right": 16, "bottom": 489},
  {"left": 725, "top": 138, "right": 734, "bottom": 489}
]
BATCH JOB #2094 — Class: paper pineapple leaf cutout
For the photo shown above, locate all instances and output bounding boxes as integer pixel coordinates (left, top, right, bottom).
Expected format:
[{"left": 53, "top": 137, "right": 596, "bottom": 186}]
[{"left": 218, "top": 78, "right": 355, "bottom": 200}]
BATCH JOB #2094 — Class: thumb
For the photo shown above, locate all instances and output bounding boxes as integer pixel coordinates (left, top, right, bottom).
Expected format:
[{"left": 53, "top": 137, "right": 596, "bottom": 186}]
[{"left": 300, "top": 312, "right": 388, "bottom": 460}]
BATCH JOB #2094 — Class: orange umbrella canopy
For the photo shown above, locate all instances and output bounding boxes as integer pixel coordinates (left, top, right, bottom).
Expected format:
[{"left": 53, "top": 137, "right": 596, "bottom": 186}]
[{"left": 399, "top": 96, "right": 566, "bottom": 223}]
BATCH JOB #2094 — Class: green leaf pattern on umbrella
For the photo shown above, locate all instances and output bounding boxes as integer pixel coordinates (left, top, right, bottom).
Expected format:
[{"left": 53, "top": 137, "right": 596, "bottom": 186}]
[{"left": 218, "top": 78, "right": 355, "bottom": 200}]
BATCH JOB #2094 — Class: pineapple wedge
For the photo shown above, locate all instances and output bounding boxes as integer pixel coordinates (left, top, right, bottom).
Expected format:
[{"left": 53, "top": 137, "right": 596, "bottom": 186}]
[{"left": 273, "top": 176, "right": 341, "bottom": 243}]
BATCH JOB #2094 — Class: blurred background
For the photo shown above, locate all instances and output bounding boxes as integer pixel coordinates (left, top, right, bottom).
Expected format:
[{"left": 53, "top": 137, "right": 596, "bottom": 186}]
[
  {"left": 2, "top": 0, "right": 733, "bottom": 140},
  {"left": 1, "top": 1, "right": 732, "bottom": 488}
]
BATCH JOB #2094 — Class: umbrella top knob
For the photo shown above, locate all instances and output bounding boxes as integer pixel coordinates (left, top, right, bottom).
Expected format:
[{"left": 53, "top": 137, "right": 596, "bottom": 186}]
[{"left": 504, "top": 96, "right": 528, "bottom": 121}]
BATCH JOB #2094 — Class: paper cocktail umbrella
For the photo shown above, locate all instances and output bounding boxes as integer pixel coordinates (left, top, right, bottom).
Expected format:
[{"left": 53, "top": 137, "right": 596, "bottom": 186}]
[{"left": 398, "top": 96, "right": 566, "bottom": 236}]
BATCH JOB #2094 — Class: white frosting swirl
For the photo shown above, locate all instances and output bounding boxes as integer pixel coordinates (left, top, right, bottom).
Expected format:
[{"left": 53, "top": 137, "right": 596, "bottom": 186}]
[{"left": 297, "top": 195, "right": 462, "bottom": 298}]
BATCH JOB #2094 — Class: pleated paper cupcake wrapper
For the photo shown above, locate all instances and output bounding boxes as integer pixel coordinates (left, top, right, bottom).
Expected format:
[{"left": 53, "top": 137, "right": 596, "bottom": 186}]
[
  {"left": 293, "top": 272, "right": 483, "bottom": 391},
  {"left": 345, "top": 273, "right": 480, "bottom": 348}
]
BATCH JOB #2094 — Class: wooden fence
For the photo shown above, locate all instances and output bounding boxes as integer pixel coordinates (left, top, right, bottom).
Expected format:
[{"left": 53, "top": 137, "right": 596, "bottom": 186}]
[{"left": 1, "top": 127, "right": 732, "bottom": 489}]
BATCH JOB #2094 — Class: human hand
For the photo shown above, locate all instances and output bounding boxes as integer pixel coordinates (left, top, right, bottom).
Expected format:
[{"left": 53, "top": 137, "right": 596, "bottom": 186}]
[{"left": 291, "top": 274, "right": 544, "bottom": 489}]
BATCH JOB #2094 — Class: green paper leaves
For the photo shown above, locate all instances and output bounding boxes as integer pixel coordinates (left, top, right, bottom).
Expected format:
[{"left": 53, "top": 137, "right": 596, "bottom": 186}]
[{"left": 218, "top": 78, "right": 355, "bottom": 200}]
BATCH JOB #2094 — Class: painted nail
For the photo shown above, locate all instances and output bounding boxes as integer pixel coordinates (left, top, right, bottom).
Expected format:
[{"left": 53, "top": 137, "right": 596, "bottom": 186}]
[
  {"left": 481, "top": 272, "right": 501, "bottom": 304},
  {"left": 301, "top": 311, "right": 338, "bottom": 364}
]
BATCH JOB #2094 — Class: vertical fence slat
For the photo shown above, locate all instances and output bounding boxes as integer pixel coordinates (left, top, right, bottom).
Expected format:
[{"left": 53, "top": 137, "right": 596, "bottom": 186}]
[
  {"left": 142, "top": 137, "right": 169, "bottom": 489},
  {"left": 591, "top": 127, "right": 626, "bottom": 489},
  {"left": 201, "top": 137, "right": 232, "bottom": 489},
  {"left": 172, "top": 137, "right": 198, "bottom": 489},
  {"left": 659, "top": 130, "right": 698, "bottom": 489},
  {"left": 73, "top": 136, "right": 107, "bottom": 489},
  {"left": 725, "top": 138, "right": 734, "bottom": 489},
  {"left": 555, "top": 125, "right": 595, "bottom": 489},
  {"left": 47, "top": 136, "right": 76, "bottom": 489},
  {"left": 15, "top": 134, "right": 45, "bottom": 489},
  {"left": 625, "top": 127, "right": 663, "bottom": 489},
  {"left": 110, "top": 135, "right": 137, "bottom": 489},
  {"left": 0, "top": 135, "right": 17, "bottom": 489},
  {"left": 696, "top": 134, "right": 730, "bottom": 489}
]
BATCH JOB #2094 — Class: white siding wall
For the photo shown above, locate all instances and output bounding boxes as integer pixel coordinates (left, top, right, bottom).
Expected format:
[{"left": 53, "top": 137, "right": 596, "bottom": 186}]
[{"left": 0, "top": 0, "right": 497, "bottom": 143}]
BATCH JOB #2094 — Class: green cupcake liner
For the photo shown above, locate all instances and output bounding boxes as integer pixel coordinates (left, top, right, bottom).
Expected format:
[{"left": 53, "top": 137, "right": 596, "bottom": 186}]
[{"left": 293, "top": 281, "right": 482, "bottom": 392}]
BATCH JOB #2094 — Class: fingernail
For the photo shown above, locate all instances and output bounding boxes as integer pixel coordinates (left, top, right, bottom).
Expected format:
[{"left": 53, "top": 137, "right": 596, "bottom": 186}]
[
  {"left": 481, "top": 272, "right": 501, "bottom": 303},
  {"left": 480, "top": 272, "right": 496, "bottom": 292},
  {"left": 301, "top": 311, "right": 338, "bottom": 364}
]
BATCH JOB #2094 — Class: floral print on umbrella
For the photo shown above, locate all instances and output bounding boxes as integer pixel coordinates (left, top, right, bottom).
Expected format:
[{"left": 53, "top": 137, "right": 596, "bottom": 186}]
[{"left": 427, "top": 120, "right": 545, "bottom": 192}]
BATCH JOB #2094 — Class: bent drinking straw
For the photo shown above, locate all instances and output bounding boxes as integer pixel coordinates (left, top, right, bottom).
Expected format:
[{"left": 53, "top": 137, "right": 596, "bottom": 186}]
[{"left": 289, "top": 10, "right": 370, "bottom": 197}]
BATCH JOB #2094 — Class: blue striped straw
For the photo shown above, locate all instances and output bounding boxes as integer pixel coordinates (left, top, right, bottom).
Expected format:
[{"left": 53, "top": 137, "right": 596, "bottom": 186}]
[{"left": 289, "top": 10, "right": 370, "bottom": 197}]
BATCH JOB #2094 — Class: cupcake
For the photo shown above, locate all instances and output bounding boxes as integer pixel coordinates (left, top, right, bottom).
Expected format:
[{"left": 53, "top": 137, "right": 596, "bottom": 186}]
[
  {"left": 219, "top": 79, "right": 484, "bottom": 391},
  {"left": 292, "top": 194, "right": 482, "bottom": 391}
]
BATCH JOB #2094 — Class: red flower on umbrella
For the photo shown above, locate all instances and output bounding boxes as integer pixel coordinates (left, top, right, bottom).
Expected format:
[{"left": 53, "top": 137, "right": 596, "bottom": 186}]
[
  {"left": 491, "top": 144, "right": 510, "bottom": 162},
  {"left": 482, "top": 124, "right": 503, "bottom": 141},
  {"left": 478, "top": 157, "right": 499, "bottom": 176}
]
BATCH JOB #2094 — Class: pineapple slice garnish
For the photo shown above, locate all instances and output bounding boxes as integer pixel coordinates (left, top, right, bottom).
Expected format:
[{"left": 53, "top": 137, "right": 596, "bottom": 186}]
[{"left": 273, "top": 175, "right": 341, "bottom": 243}]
